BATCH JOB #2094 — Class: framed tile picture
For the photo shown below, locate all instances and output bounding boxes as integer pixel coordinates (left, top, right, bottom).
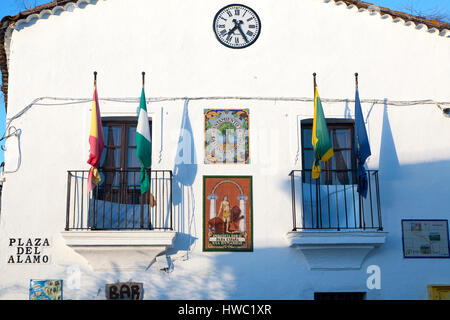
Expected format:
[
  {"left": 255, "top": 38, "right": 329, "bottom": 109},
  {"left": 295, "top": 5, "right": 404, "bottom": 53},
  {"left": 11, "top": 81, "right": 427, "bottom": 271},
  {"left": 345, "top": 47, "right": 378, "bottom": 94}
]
[
  {"left": 203, "top": 176, "right": 253, "bottom": 251},
  {"left": 29, "top": 280, "right": 63, "bottom": 300},
  {"left": 401, "top": 219, "right": 450, "bottom": 258},
  {"left": 204, "top": 109, "right": 249, "bottom": 164}
]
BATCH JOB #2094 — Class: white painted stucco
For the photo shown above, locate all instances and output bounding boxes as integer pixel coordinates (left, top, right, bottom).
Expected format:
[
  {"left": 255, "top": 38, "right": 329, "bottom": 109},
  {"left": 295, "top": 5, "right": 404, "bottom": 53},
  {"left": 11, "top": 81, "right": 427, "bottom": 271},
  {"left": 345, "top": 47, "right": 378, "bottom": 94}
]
[{"left": 0, "top": 0, "right": 449, "bottom": 300}]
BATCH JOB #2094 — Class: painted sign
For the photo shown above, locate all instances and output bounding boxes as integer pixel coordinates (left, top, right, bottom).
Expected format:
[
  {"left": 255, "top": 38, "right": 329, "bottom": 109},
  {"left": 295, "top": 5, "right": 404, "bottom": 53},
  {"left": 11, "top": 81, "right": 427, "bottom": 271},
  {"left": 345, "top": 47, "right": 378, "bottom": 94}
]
[
  {"left": 7, "top": 238, "right": 51, "bottom": 264},
  {"left": 203, "top": 176, "right": 253, "bottom": 251},
  {"left": 105, "top": 282, "right": 143, "bottom": 300},
  {"left": 29, "top": 280, "right": 62, "bottom": 300},
  {"left": 204, "top": 109, "right": 249, "bottom": 164},
  {"left": 402, "top": 220, "right": 450, "bottom": 258}
]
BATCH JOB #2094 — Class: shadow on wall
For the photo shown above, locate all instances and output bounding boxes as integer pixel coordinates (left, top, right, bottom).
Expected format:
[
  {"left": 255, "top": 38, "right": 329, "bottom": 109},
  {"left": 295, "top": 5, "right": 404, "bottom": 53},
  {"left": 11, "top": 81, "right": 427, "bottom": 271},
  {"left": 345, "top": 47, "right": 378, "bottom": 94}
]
[
  {"left": 170, "top": 99, "right": 198, "bottom": 254},
  {"left": 378, "top": 101, "right": 450, "bottom": 226},
  {"left": 0, "top": 283, "right": 30, "bottom": 300},
  {"left": 281, "top": 99, "right": 450, "bottom": 231},
  {"left": 206, "top": 247, "right": 311, "bottom": 299},
  {"left": 378, "top": 101, "right": 401, "bottom": 182},
  {"left": 83, "top": 247, "right": 312, "bottom": 300}
]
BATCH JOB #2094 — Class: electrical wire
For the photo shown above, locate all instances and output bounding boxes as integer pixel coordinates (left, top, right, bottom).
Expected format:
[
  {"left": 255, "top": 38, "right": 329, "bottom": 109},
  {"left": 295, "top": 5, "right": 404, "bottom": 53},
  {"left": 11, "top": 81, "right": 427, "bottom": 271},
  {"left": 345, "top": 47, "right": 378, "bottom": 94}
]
[
  {"left": 0, "top": 95, "right": 448, "bottom": 174},
  {"left": 24, "top": 96, "right": 450, "bottom": 105},
  {"left": 2, "top": 127, "right": 21, "bottom": 174},
  {"left": 3, "top": 95, "right": 449, "bottom": 141}
]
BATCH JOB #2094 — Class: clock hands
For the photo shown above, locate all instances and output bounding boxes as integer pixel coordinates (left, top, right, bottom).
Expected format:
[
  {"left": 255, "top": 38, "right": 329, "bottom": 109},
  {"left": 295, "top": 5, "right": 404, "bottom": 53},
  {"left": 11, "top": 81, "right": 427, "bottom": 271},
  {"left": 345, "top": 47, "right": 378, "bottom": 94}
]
[
  {"left": 226, "top": 19, "right": 241, "bottom": 36},
  {"left": 236, "top": 22, "right": 249, "bottom": 43},
  {"left": 226, "top": 19, "right": 248, "bottom": 43}
]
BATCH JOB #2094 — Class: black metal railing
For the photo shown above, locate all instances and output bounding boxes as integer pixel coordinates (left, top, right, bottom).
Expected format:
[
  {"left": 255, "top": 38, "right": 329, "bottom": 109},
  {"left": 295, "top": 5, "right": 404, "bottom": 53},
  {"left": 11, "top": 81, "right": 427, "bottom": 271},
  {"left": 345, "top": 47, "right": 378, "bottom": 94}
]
[
  {"left": 289, "top": 169, "right": 382, "bottom": 231},
  {"left": 65, "top": 169, "right": 173, "bottom": 231}
]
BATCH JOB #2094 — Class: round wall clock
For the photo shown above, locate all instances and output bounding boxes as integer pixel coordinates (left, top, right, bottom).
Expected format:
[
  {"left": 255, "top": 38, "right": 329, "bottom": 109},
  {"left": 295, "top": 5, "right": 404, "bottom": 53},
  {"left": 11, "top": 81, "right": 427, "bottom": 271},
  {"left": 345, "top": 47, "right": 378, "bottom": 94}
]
[{"left": 213, "top": 4, "right": 261, "bottom": 49}]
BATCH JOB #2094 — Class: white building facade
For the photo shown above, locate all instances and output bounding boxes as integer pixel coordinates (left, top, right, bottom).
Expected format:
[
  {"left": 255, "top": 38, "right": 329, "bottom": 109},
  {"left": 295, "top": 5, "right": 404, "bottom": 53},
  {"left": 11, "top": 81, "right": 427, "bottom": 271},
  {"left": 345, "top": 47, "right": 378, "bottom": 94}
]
[{"left": 0, "top": 0, "right": 449, "bottom": 300}]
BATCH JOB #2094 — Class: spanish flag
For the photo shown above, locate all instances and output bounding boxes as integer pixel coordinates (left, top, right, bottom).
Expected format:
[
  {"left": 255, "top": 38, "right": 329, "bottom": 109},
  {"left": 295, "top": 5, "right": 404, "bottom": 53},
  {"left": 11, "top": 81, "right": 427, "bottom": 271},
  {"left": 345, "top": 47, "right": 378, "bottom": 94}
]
[
  {"left": 312, "top": 87, "right": 334, "bottom": 179},
  {"left": 87, "top": 85, "right": 105, "bottom": 192}
]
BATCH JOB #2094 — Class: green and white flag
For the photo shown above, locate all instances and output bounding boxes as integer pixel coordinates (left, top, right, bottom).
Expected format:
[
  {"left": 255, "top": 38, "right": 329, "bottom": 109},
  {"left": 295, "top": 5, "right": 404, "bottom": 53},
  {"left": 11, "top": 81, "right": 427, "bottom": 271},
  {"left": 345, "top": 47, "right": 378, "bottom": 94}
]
[{"left": 136, "top": 88, "right": 152, "bottom": 194}]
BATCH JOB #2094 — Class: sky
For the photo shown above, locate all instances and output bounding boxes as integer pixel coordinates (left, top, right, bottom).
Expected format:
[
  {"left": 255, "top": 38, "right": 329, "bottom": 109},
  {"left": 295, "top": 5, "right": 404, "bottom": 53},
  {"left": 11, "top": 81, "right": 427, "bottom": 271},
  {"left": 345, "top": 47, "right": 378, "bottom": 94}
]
[{"left": 0, "top": 0, "right": 449, "bottom": 164}]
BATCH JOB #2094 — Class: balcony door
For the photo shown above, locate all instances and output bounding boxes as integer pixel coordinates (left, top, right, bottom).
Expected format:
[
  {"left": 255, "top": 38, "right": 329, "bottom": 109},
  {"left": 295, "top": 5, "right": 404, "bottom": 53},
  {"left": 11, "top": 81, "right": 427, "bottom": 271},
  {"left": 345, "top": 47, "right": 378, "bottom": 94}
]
[
  {"left": 301, "top": 119, "right": 356, "bottom": 185},
  {"left": 300, "top": 119, "right": 361, "bottom": 229},
  {"left": 89, "top": 119, "right": 153, "bottom": 230},
  {"left": 100, "top": 120, "right": 143, "bottom": 192}
]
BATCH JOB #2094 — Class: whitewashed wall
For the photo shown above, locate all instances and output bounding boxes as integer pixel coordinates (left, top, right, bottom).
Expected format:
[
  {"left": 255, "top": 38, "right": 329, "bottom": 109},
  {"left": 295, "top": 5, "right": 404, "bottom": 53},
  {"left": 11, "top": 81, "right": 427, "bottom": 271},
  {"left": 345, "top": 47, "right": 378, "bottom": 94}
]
[{"left": 0, "top": 0, "right": 449, "bottom": 299}]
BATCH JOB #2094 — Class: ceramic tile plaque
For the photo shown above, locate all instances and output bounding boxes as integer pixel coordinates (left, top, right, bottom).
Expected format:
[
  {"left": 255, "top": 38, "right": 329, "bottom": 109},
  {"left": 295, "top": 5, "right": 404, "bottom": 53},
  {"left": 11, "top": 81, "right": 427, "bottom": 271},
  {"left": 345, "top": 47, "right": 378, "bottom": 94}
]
[
  {"left": 204, "top": 109, "right": 249, "bottom": 164},
  {"left": 203, "top": 176, "right": 253, "bottom": 251},
  {"left": 29, "top": 280, "right": 62, "bottom": 300}
]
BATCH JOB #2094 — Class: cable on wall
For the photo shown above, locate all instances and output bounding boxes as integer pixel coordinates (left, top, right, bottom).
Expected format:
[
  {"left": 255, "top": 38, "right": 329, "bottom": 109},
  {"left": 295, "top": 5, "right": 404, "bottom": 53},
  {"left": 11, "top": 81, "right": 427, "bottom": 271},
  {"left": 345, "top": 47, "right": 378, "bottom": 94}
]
[
  {"left": 0, "top": 95, "right": 448, "bottom": 175},
  {"left": 6, "top": 95, "right": 450, "bottom": 123},
  {"left": 3, "top": 96, "right": 449, "bottom": 141}
]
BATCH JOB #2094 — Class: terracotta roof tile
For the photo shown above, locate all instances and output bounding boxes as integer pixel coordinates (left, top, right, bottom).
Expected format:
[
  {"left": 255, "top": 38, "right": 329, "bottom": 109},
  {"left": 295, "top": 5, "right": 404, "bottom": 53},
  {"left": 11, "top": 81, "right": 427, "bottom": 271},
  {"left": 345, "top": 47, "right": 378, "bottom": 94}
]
[{"left": 338, "top": 0, "right": 449, "bottom": 30}]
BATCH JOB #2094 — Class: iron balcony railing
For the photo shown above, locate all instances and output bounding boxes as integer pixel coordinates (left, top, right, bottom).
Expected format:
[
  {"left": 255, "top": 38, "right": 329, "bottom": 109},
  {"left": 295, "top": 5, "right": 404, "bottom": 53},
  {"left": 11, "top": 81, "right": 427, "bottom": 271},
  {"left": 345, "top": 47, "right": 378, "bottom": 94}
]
[
  {"left": 65, "top": 169, "right": 173, "bottom": 231},
  {"left": 289, "top": 169, "right": 382, "bottom": 231}
]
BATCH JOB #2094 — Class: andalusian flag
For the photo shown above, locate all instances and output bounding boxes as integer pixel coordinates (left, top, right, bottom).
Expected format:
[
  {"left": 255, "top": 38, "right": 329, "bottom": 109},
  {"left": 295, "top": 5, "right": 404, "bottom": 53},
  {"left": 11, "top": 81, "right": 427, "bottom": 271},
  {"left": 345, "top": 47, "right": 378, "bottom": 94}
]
[
  {"left": 312, "top": 87, "right": 334, "bottom": 179},
  {"left": 87, "top": 85, "right": 105, "bottom": 192},
  {"left": 136, "top": 88, "right": 152, "bottom": 194}
]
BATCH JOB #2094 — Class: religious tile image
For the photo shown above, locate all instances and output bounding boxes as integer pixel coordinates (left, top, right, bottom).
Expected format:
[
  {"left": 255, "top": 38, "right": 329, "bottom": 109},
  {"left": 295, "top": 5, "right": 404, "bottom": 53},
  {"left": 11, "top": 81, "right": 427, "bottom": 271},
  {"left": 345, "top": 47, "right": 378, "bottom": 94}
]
[
  {"left": 203, "top": 176, "right": 253, "bottom": 251},
  {"left": 204, "top": 109, "right": 249, "bottom": 164}
]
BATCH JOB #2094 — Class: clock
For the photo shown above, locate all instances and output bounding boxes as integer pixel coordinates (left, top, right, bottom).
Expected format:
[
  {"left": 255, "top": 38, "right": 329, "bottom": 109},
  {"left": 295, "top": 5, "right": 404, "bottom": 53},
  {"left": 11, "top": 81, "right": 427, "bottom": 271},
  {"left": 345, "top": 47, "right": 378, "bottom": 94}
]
[{"left": 213, "top": 4, "right": 261, "bottom": 49}]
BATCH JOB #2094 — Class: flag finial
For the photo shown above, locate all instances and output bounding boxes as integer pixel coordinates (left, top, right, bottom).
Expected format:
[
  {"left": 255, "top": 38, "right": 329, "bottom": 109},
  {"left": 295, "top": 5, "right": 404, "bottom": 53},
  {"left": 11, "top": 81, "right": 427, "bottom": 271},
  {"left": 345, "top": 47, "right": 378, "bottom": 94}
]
[
  {"left": 142, "top": 72, "right": 145, "bottom": 88},
  {"left": 355, "top": 72, "right": 359, "bottom": 89},
  {"left": 313, "top": 72, "right": 317, "bottom": 89}
]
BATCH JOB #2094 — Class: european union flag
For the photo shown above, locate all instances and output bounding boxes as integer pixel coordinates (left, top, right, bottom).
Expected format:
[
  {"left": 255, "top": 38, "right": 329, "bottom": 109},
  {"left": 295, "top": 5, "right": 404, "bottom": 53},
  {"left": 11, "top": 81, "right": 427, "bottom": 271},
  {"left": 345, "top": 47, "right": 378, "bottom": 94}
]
[{"left": 354, "top": 88, "right": 371, "bottom": 197}]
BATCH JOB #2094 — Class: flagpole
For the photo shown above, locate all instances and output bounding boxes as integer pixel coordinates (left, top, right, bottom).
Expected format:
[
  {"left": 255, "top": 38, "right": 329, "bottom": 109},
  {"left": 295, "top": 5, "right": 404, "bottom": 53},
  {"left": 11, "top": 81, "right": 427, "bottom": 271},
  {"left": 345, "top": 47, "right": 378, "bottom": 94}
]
[
  {"left": 313, "top": 72, "right": 317, "bottom": 91},
  {"left": 355, "top": 72, "right": 363, "bottom": 228},
  {"left": 140, "top": 71, "right": 146, "bottom": 227},
  {"left": 312, "top": 72, "right": 320, "bottom": 228},
  {"left": 92, "top": 70, "right": 97, "bottom": 227}
]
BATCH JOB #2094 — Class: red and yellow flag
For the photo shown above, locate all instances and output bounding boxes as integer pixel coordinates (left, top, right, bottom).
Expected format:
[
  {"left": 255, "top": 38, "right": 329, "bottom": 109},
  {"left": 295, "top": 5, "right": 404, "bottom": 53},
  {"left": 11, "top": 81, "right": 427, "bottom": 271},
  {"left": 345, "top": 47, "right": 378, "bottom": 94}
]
[{"left": 87, "top": 85, "right": 104, "bottom": 192}]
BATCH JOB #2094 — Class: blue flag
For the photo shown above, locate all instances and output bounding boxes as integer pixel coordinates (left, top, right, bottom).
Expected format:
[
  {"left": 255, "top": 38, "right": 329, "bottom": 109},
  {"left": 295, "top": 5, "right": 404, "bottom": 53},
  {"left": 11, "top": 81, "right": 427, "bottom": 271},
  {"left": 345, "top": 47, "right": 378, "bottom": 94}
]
[{"left": 354, "top": 88, "right": 371, "bottom": 197}]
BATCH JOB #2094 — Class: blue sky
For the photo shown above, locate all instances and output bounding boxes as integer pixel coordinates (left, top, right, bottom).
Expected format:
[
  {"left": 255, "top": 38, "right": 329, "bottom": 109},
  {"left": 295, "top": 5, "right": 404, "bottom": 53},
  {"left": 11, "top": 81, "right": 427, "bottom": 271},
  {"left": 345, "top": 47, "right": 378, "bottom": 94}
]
[
  {"left": 374, "top": 0, "right": 450, "bottom": 14},
  {"left": 0, "top": 0, "right": 449, "bottom": 163}
]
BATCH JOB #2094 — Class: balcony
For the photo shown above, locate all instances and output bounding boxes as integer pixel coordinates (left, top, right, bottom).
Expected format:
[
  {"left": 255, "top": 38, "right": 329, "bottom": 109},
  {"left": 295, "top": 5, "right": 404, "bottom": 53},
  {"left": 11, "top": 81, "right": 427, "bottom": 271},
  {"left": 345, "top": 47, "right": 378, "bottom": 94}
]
[
  {"left": 286, "top": 169, "right": 387, "bottom": 270},
  {"left": 289, "top": 169, "right": 383, "bottom": 231},
  {"left": 61, "top": 169, "right": 177, "bottom": 271}
]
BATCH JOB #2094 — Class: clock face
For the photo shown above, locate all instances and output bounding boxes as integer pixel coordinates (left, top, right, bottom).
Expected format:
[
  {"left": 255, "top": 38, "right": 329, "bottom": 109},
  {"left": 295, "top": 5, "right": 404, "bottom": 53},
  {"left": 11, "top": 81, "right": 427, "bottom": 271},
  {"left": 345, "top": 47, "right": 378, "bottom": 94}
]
[{"left": 213, "top": 4, "right": 261, "bottom": 49}]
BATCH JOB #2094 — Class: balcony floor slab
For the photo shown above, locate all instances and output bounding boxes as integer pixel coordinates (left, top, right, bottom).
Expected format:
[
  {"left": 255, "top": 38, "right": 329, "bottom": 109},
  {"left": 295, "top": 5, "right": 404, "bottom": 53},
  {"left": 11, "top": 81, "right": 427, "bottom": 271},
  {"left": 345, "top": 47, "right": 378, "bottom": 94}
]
[
  {"left": 286, "top": 230, "right": 388, "bottom": 270},
  {"left": 61, "top": 230, "right": 177, "bottom": 272}
]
